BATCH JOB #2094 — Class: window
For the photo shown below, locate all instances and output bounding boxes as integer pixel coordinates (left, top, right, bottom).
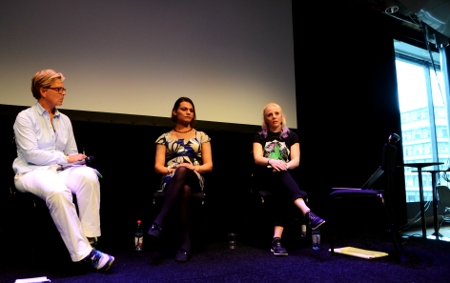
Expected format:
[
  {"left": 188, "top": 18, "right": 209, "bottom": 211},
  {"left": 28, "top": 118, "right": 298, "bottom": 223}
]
[{"left": 394, "top": 40, "right": 449, "bottom": 203}]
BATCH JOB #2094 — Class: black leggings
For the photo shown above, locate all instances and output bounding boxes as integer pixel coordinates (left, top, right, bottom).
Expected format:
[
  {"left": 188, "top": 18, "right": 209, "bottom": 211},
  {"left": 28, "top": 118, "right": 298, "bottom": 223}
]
[
  {"left": 255, "top": 169, "right": 307, "bottom": 227},
  {"left": 154, "top": 166, "right": 201, "bottom": 251}
]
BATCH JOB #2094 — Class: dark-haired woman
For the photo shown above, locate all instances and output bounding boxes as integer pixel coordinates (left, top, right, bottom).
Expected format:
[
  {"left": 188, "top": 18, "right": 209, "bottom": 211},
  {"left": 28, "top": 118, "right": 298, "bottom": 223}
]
[{"left": 148, "top": 97, "right": 213, "bottom": 263}]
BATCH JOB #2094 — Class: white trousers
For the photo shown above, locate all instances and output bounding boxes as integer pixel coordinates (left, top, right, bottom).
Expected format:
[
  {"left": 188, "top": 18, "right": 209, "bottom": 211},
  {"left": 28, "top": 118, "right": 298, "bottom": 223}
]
[{"left": 14, "top": 166, "right": 101, "bottom": 262}]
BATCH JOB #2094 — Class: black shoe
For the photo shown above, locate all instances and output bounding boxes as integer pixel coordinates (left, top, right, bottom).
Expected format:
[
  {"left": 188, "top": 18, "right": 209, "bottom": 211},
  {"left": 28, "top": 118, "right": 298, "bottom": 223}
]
[
  {"left": 271, "top": 237, "right": 288, "bottom": 256},
  {"left": 306, "top": 211, "right": 325, "bottom": 230},
  {"left": 174, "top": 249, "right": 191, "bottom": 263},
  {"left": 148, "top": 222, "right": 162, "bottom": 238}
]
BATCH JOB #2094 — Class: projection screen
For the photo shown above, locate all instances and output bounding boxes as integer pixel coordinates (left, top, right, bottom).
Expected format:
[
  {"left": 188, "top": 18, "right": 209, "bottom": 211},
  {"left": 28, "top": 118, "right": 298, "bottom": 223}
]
[{"left": 0, "top": 0, "right": 297, "bottom": 128}]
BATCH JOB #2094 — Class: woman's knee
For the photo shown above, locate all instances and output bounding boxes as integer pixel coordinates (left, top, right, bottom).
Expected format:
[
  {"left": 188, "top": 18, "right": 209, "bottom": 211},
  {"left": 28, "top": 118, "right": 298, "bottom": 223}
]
[
  {"left": 173, "top": 167, "right": 196, "bottom": 184},
  {"left": 183, "top": 184, "right": 192, "bottom": 195},
  {"left": 174, "top": 166, "right": 190, "bottom": 177}
]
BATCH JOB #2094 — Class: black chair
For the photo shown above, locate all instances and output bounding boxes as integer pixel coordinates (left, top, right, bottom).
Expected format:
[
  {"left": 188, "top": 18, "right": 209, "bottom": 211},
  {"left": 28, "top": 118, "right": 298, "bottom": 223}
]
[
  {"left": 437, "top": 185, "right": 450, "bottom": 227},
  {"left": 5, "top": 136, "right": 80, "bottom": 263},
  {"left": 328, "top": 133, "right": 402, "bottom": 257},
  {"left": 8, "top": 136, "right": 81, "bottom": 212},
  {"left": 152, "top": 191, "right": 205, "bottom": 207},
  {"left": 4, "top": 137, "right": 60, "bottom": 263},
  {"left": 8, "top": 135, "right": 47, "bottom": 212}
]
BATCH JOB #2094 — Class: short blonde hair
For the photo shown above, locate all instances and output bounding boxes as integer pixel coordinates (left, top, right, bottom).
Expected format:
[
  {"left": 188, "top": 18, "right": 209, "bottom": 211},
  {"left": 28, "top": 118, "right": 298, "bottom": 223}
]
[{"left": 31, "top": 69, "right": 65, "bottom": 99}]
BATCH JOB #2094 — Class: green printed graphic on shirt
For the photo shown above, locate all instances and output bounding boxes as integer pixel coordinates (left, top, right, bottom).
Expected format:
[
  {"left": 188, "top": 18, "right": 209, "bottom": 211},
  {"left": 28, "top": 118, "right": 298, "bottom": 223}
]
[{"left": 264, "top": 140, "right": 290, "bottom": 162}]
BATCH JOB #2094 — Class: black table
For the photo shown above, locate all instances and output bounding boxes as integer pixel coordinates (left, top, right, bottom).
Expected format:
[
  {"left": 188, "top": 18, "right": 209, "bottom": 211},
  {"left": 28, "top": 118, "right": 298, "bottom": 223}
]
[{"left": 399, "top": 162, "right": 443, "bottom": 239}]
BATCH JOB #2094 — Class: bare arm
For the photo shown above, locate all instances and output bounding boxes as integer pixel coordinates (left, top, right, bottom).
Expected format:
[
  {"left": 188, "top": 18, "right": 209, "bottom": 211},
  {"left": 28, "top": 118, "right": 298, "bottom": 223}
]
[
  {"left": 155, "top": 141, "right": 213, "bottom": 175},
  {"left": 253, "top": 142, "right": 269, "bottom": 166},
  {"left": 154, "top": 144, "right": 169, "bottom": 175},
  {"left": 287, "top": 142, "right": 300, "bottom": 170},
  {"left": 196, "top": 141, "right": 213, "bottom": 174},
  {"left": 253, "top": 142, "right": 297, "bottom": 172}
]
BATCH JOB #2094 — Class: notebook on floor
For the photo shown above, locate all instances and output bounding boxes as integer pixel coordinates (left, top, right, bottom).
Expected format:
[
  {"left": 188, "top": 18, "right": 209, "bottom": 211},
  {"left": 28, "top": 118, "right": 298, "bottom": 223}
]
[{"left": 329, "top": 246, "right": 389, "bottom": 259}]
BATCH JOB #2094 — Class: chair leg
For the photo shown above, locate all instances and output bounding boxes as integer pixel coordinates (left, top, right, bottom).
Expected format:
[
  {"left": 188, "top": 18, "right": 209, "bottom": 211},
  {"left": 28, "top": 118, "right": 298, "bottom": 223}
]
[
  {"left": 330, "top": 231, "right": 335, "bottom": 255},
  {"left": 382, "top": 192, "right": 404, "bottom": 258},
  {"left": 329, "top": 197, "right": 335, "bottom": 255}
]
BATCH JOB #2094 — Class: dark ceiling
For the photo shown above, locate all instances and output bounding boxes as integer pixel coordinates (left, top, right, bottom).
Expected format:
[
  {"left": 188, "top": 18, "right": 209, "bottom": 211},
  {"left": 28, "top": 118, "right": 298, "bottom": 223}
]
[{"left": 351, "top": 0, "right": 450, "bottom": 45}]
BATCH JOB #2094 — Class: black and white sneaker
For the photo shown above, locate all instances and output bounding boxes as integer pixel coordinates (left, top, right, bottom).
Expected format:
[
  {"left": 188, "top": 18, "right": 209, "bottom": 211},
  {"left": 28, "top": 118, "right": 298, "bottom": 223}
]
[
  {"left": 271, "top": 237, "right": 288, "bottom": 256},
  {"left": 306, "top": 211, "right": 325, "bottom": 230},
  {"left": 84, "top": 249, "right": 115, "bottom": 272}
]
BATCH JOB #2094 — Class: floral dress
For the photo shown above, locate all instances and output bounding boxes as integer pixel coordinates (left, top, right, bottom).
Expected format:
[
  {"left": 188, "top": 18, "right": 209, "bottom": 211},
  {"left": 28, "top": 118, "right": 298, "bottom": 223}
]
[{"left": 155, "top": 130, "right": 211, "bottom": 191}]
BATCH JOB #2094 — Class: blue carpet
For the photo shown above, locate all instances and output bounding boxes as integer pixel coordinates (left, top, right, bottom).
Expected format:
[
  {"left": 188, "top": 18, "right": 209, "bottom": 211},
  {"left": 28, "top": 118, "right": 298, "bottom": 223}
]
[{"left": 1, "top": 236, "right": 449, "bottom": 283}]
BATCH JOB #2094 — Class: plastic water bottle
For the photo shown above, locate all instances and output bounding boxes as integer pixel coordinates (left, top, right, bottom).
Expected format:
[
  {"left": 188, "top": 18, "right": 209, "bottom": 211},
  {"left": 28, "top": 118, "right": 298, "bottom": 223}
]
[
  {"left": 301, "top": 224, "right": 307, "bottom": 238},
  {"left": 312, "top": 228, "right": 320, "bottom": 250},
  {"left": 134, "top": 220, "right": 143, "bottom": 251}
]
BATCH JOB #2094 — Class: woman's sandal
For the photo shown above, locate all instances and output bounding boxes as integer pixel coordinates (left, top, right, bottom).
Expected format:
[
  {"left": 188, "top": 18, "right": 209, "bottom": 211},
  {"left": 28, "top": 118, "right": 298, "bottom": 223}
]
[
  {"left": 174, "top": 249, "right": 191, "bottom": 263},
  {"left": 147, "top": 222, "right": 163, "bottom": 238}
]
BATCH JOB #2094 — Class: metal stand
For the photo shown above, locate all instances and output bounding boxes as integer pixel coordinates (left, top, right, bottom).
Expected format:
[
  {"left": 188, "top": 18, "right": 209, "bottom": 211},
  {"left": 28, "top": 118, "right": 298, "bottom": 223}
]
[
  {"left": 422, "top": 169, "right": 448, "bottom": 240},
  {"left": 399, "top": 162, "right": 443, "bottom": 239}
]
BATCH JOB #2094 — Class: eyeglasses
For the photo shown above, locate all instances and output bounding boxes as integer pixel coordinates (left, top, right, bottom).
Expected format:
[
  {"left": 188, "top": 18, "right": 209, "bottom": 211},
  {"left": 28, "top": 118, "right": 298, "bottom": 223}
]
[{"left": 47, "top": 87, "right": 66, "bottom": 93}]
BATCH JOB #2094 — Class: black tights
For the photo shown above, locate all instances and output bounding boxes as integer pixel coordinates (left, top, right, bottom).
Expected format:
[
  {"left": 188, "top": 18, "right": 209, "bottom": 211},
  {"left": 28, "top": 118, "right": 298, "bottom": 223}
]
[
  {"left": 255, "top": 169, "right": 308, "bottom": 227},
  {"left": 154, "top": 166, "right": 199, "bottom": 252}
]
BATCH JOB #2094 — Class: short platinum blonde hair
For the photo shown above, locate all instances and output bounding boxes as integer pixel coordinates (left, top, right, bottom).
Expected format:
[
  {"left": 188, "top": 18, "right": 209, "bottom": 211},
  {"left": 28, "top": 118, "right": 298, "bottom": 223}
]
[
  {"left": 31, "top": 69, "right": 65, "bottom": 100},
  {"left": 259, "top": 102, "right": 289, "bottom": 138}
]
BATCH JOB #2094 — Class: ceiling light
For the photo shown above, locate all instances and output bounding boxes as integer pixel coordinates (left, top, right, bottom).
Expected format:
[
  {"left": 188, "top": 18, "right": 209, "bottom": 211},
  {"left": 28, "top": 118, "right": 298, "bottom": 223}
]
[{"left": 385, "top": 0, "right": 399, "bottom": 14}]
